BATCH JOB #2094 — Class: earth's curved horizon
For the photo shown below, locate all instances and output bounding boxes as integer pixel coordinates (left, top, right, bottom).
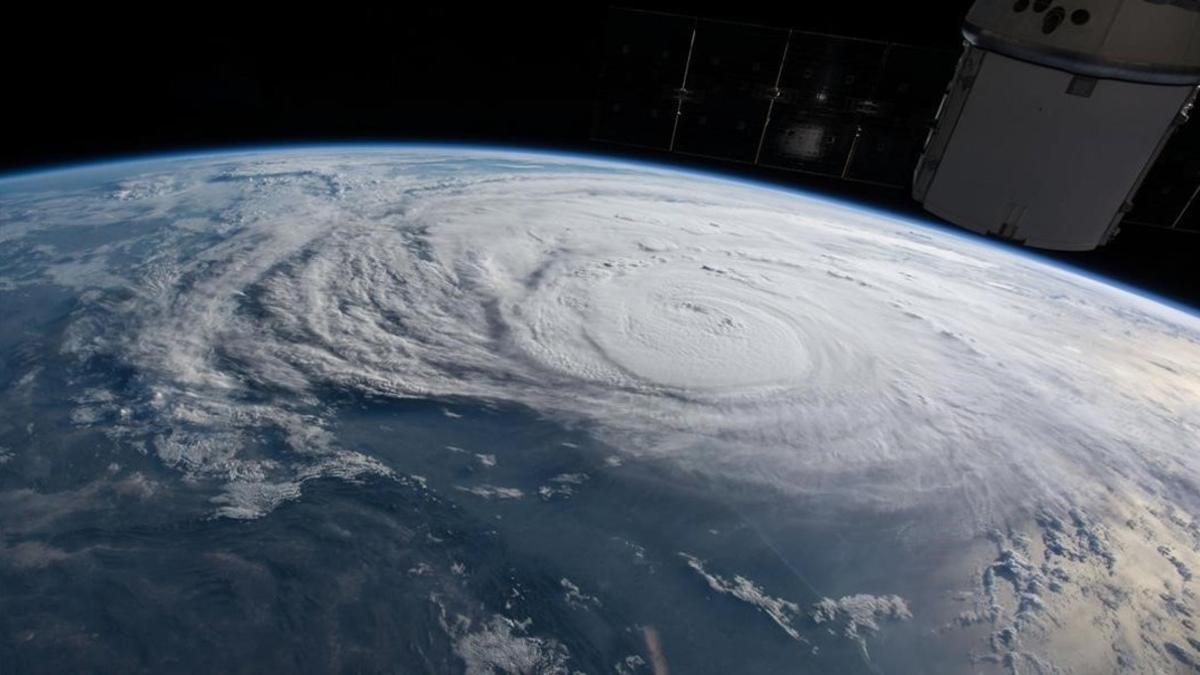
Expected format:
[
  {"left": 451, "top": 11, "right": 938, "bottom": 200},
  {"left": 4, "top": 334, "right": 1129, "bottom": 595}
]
[
  {"left": 2, "top": 145, "right": 1200, "bottom": 673},
  {"left": 7, "top": 143, "right": 1196, "bottom": 318}
]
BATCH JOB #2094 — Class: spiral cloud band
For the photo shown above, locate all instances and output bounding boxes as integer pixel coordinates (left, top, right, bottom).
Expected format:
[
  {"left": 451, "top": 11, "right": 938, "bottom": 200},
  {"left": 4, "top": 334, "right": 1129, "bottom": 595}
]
[{"left": 4, "top": 147, "right": 1199, "bottom": 528}]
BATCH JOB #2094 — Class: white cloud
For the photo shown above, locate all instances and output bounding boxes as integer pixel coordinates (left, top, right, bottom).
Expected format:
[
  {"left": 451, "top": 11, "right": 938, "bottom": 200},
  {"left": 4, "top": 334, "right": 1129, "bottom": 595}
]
[
  {"left": 3, "top": 147, "right": 1199, "bottom": 537},
  {"left": 456, "top": 485, "right": 525, "bottom": 500},
  {"left": 680, "top": 552, "right": 805, "bottom": 642}
]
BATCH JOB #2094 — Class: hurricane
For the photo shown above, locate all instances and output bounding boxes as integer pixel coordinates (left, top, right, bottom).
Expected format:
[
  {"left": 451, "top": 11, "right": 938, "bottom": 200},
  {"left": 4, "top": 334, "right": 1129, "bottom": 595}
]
[{"left": 4, "top": 146, "right": 1200, "bottom": 672}]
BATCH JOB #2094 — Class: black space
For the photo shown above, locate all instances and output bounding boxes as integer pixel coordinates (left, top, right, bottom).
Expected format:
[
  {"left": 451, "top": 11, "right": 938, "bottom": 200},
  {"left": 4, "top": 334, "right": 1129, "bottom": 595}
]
[{"left": 4, "top": 3, "right": 1198, "bottom": 308}]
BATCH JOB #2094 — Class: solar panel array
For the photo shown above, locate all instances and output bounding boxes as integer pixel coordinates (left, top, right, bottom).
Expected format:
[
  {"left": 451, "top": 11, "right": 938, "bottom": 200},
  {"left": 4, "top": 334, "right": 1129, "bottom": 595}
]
[
  {"left": 593, "top": 8, "right": 958, "bottom": 188},
  {"left": 1124, "top": 112, "right": 1200, "bottom": 232},
  {"left": 593, "top": 7, "right": 1200, "bottom": 230}
]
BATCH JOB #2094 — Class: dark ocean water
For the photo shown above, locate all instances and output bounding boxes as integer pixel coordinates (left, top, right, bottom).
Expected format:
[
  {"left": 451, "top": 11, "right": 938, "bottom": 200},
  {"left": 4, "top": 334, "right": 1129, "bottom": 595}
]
[{"left": 2, "top": 365, "right": 935, "bottom": 673}]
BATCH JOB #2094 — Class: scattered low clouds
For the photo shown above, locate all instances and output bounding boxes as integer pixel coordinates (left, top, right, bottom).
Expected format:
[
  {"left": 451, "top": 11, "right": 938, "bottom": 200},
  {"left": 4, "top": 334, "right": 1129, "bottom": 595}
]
[
  {"left": 680, "top": 552, "right": 805, "bottom": 641},
  {"left": 811, "top": 594, "right": 912, "bottom": 655},
  {"left": 455, "top": 485, "right": 524, "bottom": 500},
  {"left": 681, "top": 551, "right": 911, "bottom": 654},
  {"left": 431, "top": 593, "right": 573, "bottom": 675},
  {"left": 560, "top": 577, "right": 601, "bottom": 610}
]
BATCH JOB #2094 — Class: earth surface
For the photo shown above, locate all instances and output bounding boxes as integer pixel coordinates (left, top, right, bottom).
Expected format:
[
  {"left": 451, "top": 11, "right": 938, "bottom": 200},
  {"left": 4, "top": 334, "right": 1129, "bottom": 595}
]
[{"left": 2, "top": 146, "right": 1200, "bottom": 674}]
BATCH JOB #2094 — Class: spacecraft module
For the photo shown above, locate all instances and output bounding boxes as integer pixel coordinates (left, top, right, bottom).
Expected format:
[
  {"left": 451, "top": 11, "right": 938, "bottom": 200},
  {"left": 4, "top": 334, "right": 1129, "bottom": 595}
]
[{"left": 914, "top": 0, "right": 1200, "bottom": 250}]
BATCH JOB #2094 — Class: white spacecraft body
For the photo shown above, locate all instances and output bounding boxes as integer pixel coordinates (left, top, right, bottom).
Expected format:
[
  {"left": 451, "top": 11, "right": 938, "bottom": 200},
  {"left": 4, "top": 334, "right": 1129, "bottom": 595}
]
[{"left": 913, "top": 0, "right": 1200, "bottom": 250}]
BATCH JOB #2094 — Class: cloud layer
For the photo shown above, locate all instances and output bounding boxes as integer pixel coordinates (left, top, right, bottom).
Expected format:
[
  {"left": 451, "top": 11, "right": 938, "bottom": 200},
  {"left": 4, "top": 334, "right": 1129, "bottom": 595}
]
[{"left": 3, "top": 147, "right": 1199, "bottom": 528}]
